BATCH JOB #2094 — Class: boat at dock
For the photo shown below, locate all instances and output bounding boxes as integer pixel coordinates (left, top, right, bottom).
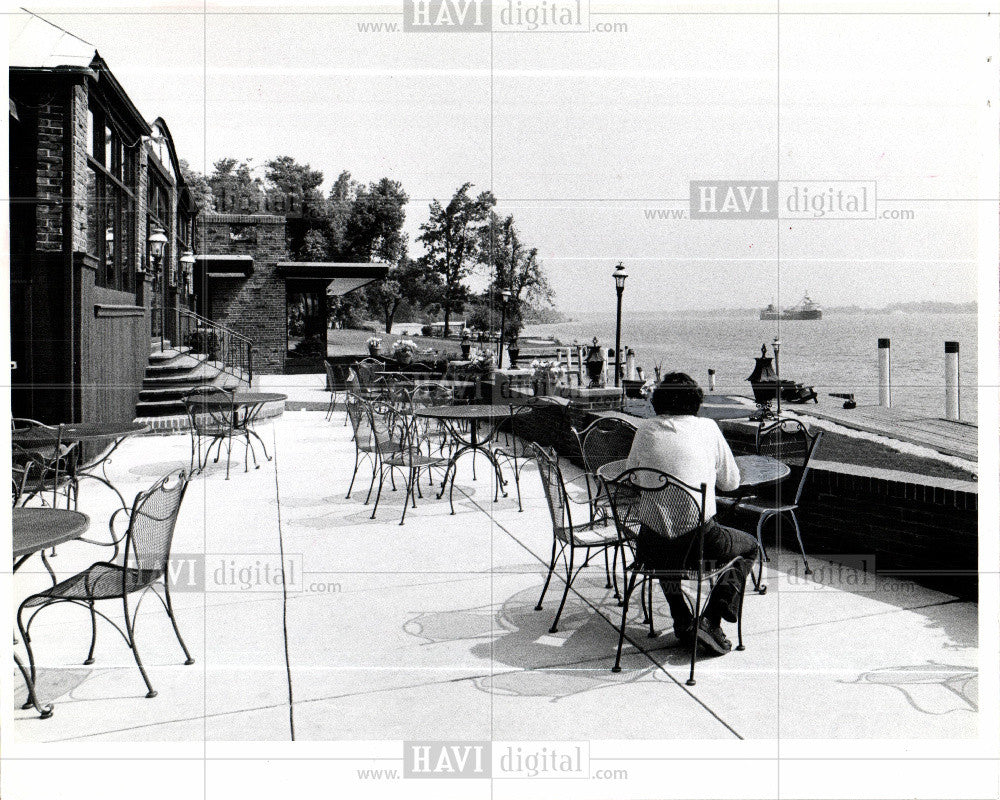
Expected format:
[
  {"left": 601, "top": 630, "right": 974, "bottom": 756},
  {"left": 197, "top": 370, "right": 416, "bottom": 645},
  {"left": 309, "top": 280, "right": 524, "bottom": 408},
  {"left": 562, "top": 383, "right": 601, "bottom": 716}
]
[{"left": 760, "top": 292, "right": 823, "bottom": 321}]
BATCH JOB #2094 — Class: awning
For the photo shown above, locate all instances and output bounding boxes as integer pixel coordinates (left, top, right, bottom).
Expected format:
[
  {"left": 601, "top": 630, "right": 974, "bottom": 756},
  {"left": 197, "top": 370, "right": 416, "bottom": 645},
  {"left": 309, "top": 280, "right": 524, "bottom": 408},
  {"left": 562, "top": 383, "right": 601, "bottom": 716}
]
[
  {"left": 195, "top": 255, "right": 253, "bottom": 278},
  {"left": 277, "top": 261, "right": 388, "bottom": 296}
]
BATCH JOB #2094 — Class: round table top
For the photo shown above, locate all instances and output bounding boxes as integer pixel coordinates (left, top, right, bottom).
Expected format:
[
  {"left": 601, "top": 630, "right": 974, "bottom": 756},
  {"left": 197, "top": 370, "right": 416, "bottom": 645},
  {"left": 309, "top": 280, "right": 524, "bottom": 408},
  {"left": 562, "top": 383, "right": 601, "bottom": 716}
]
[
  {"left": 12, "top": 421, "right": 149, "bottom": 445},
  {"left": 13, "top": 508, "right": 91, "bottom": 559},
  {"left": 195, "top": 392, "right": 288, "bottom": 407},
  {"left": 735, "top": 454, "right": 791, "bottom": 487},
  {"left": 413, "top": 404, "right": 517, "bottom": 421}
]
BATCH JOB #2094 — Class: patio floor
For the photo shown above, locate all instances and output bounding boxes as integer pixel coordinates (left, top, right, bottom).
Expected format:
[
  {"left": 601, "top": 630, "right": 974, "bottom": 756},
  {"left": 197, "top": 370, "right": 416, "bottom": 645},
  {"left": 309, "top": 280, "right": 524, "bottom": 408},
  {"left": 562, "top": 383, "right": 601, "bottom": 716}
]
[{"left": 10, "top": 409, "right": 978, "bottom": 743}]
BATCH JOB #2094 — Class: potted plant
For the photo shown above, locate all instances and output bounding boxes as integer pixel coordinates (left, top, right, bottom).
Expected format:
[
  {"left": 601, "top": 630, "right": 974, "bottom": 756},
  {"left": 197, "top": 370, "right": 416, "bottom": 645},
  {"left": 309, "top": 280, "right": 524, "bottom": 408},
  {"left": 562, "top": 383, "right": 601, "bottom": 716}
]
[
  {"left": 531, "top": 359, "right": 565, "bottom": 396},
  {"left": 366, "top": 336, "right": 382, "bottom": 357},
  {"left": 391, "top": 337, "right": 418, "bottom": 364},
  {"left": 460, "top": 328, "right": 472, "bottom": 359}
]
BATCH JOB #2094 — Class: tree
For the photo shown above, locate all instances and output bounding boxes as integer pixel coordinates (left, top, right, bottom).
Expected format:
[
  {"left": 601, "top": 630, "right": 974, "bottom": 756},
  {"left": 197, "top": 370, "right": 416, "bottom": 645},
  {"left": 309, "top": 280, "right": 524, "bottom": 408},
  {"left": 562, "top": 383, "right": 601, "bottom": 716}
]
[
  {"left": 479, "top": 212, "right": 552, "bottom": 338},
  {"left": 208, "top": 158, "right": 263, "bottom": 212},
  {"left": 179, "top": 159, "right": 213, "bottom": 210},
  {"left": 418, "top": 183, "right": 496, "bottom": 337},
  {"left": 343, "top": 178, "right": 409, "bottom": 263},
  {"left": 265, "top": 156, "right": 324, "bottom": 199},
  {"left": 366, "top": 247, "right": 441, "bottom": 333}
]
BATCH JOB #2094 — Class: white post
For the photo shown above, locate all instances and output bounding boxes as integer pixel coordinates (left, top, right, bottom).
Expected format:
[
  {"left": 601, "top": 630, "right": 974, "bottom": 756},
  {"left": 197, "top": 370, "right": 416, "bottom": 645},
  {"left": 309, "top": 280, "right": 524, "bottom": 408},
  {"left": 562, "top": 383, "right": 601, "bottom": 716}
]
[
  {"left": 878, "top": 338, "right": 891, "bottom": 407},
  {"left": 945, "top": 341, "right": 960, "bottom": 420},
  {"left": 625, "top": 348, "right": 636, "bottom": 380},
  {"left": 707, "top": 368, "right": 716, "bottom": 392}
]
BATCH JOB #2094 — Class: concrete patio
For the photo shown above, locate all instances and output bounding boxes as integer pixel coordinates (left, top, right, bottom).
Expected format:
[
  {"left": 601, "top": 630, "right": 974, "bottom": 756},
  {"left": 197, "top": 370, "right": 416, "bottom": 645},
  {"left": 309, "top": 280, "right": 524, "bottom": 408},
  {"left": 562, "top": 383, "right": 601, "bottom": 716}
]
[{"left": 10, "top": 407, "right": 978, "bottom": 743}]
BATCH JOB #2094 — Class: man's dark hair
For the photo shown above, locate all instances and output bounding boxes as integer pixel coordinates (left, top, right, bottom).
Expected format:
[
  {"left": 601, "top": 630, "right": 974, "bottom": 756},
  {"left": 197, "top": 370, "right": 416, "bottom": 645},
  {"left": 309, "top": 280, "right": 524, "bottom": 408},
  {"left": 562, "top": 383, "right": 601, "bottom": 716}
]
[{"left": 650, "top": 372, "right": 704, "bottom": 416}]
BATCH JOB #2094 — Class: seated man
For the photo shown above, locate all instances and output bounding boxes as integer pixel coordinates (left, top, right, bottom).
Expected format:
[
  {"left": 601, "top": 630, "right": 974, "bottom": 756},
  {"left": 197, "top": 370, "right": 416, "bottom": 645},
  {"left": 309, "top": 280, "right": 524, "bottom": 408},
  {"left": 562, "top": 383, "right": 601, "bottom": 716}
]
[{"left": 625, "top": 372, "right": 758, "bottom": 654}]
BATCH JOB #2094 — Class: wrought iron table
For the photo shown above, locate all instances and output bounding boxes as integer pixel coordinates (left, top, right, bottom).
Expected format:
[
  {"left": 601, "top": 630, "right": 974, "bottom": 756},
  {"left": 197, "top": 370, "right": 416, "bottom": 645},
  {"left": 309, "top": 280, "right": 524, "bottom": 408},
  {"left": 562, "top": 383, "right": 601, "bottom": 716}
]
[
  {"left": 195, "top": 392, "right": 287, "bottom": 469},
  {"left": 411, "top": 404, "right": 518, "bottom": 509},
  {"left": 733, "top": 454, "right": 790, "bottom": 488},
  {"left": 12, "top": 421, "right": 149, "bottom": 511},
  {"left": 12, "top": 508, "right": 90, "bottom": 718}
]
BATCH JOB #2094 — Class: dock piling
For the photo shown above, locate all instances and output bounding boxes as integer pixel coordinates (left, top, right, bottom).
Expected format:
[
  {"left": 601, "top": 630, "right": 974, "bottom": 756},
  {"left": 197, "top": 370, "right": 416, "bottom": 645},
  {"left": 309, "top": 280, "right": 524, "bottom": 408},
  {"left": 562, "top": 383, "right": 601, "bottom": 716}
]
[
  {"left": 945, "top": 341, "right": 960, "bottom": 420},
  {"left": 878, "top": 338, "right": 891, "bottom": 407}
]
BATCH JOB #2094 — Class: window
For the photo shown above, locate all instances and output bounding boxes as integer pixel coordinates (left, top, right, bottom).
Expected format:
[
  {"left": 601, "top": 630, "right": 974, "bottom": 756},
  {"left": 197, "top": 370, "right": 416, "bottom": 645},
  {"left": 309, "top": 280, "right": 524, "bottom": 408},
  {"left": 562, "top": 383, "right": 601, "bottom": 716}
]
[{"left": 86, "top": 101, "right": 136, "bottom": 291}]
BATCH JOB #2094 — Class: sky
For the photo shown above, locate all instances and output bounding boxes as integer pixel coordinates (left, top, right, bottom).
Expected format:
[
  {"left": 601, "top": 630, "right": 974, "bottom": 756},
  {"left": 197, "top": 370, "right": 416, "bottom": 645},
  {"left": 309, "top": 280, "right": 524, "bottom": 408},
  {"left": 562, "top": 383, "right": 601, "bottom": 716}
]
[{"left": 7, "top": 2, "right": 994, "bottom": 313}]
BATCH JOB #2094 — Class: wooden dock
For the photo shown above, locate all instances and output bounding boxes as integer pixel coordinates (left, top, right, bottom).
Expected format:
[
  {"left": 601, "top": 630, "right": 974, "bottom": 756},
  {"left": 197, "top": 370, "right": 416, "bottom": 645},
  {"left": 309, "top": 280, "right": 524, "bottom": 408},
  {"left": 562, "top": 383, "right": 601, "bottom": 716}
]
[{"left": 787, "top": 402, "right": 977, "bottom": 463}]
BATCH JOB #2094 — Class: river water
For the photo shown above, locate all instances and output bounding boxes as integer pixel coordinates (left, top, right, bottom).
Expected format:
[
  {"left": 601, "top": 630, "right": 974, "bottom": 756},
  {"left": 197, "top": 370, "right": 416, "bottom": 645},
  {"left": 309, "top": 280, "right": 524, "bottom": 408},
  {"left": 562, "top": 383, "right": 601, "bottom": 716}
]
[{"left": 524, "top": 309, "right": 978, "bottom": 422}]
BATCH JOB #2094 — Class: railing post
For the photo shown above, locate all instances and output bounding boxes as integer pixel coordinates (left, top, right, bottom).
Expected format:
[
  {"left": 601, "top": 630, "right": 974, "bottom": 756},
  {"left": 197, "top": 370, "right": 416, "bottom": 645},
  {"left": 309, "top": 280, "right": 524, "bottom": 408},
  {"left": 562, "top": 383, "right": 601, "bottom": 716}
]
[
  {"left": 945, "top": 341, "right": 960, "bottom": 420},
  {"left": 877, "top": 338, "right": 891, "bottom": 407}
]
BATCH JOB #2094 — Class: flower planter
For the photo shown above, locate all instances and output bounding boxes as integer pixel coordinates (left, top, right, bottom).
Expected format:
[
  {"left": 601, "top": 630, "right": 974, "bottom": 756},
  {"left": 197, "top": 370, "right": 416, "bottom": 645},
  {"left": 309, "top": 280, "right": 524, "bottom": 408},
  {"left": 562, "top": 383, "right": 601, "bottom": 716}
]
[
  {"left": 367, "top": 345, "right": 381, "bottom": 357},
  {"left": 460, "top": 343, "right": 471, "bottom": 359},
  {"left": 507, "top": 347, "right": 519, "bottom": 368}
]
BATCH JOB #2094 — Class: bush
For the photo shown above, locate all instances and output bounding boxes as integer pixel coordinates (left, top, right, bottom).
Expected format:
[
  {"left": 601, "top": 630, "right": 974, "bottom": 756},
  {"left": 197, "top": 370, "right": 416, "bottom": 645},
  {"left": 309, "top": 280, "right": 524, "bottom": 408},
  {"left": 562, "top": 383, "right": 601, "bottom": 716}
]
[{"left": 420, "top": 324, "right": 433, "bottom": 336}]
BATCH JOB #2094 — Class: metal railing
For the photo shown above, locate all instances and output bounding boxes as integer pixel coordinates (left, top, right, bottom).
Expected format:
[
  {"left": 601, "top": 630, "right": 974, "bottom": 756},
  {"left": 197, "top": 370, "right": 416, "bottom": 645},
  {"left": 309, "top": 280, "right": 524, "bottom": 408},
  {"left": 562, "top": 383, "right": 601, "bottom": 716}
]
[{"left": 152, "top": 307, "right": 253, "bottom": 386}]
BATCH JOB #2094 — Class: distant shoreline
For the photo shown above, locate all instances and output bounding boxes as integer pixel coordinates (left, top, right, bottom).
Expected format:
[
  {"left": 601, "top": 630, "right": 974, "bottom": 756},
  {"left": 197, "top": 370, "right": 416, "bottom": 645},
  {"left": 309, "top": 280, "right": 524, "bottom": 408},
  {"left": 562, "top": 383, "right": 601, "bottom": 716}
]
[{"left": 539, "top": 301, "right": 977, "bottom": 320}]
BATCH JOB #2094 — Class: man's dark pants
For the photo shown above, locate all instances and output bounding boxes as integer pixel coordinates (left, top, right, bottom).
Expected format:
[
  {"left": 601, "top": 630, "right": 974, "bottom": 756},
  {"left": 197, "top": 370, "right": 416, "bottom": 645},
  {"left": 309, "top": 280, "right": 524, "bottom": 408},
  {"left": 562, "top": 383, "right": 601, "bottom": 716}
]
[{"left": 636, "top": 520, "right": 759, "bottom": 626}]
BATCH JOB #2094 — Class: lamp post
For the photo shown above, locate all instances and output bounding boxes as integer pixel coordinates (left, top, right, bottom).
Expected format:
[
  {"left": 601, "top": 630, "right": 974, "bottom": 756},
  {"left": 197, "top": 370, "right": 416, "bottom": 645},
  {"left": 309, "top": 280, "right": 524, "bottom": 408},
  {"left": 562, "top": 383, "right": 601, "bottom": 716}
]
[
  {"left": 612, "top": 262, "right": 628, "bottom": 387},
  {"left": 498, "top": 288, "right": 512, "bottom": 369},
  {"left": 148, "top": 225, "right": 168, "bottom": 347},
  {"left": 772, "top": 337, "right": 782, "bottom": 417},
  {"left": 180, "top": 249, "right": 196, "bottom": 296}
]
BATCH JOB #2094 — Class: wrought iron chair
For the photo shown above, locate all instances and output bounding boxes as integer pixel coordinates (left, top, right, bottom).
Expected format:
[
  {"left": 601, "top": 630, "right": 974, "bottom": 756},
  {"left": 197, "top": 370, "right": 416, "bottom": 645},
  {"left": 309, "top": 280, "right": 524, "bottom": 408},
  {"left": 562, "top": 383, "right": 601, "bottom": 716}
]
[
  {"left": 531, "top": 443, "right": 621, "bottom": 634},
  {"left": 182, "top": 386, "right": 239, "bottom": 479},
  {"left": 324, "top": 361, "right": 344, "bottom": 422},
  {"left": 16, "top": 470, "right": 195, "bottom": 700},
  {"left": 570, "top": 415, "right": 638, "bottom": 517},
  {"left": 11, "top": 419, "right": 75, "bottom": 508},
  {"left": 603, "top": 467, "right": 747, "bottom": 684},
  {"left": 409, "top": 383, "right": 455, "bottom": 456},
  {"left": 720, "top": 417, "right": 822, "bottom": 590},
  {"left": 373, "top": 411, "right": 453, "bottom": 524},
  {"left": 491, "top": 397, "right": 555, "bottom": 512},
  {"left": 345, "top": 394, "right": 404, "bottom": 503}
]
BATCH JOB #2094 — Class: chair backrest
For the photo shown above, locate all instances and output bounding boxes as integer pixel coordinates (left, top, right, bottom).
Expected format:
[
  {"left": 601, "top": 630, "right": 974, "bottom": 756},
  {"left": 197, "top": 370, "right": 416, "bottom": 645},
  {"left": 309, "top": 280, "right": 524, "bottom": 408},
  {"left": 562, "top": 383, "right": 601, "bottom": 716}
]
[
  {"left": 572, "top": 416, "right": 637, "bottom": 474},
  {"left": 603, "top": 467, "right": 706, "bottom": 543},
  {"left": 410, "top": 382, "right": 454, "bottom": 410},
  {"left": 367, "top": 399, "right": 405, "bottom": 454},
  {"left": 529, "top": 442, "right": 574, "bottom": 533},
  {"left": 755, "top": 417, "right": 822, "bottom": 504},
  {"left": 345, "top": 392, "right": 370, "bottom": 444},
  {"left": 125, "top": 469, "right": 189, "bottom": 580},
  {"left": 11, "top": 419, "right": 68, "bottom": 506},
  {"left": 323, "top": 360, "right": 338, "bottom": 392},
  {"left": 182, "top": 386, "right": 235, "bottom": 435}
]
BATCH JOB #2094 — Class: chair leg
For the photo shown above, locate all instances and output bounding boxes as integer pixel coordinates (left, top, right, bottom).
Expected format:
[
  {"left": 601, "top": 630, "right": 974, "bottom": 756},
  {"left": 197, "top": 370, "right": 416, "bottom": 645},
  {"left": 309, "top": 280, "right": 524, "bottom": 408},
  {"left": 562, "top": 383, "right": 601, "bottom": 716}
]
[
  {"left": 371, "top": 467, "right": 387, "bottom": 520},
  {"left": 646, "top": 577, "right": 658, "bottom": 638},
  {"left": 364, "top": 458, "right": 378, "bottom": 504},
  {"left": 84, "top": 602, "right": 97, "bottom": 665},
  {"left": 735, "top": 583, "right": 747, "bottom": 651},
  {"left": 346, "top": 448, "right": 360, "bottom": 499},
  {"left": 123, "top": 597, "right": 157, "bottom": 698},
  {"left": 753, "top": 514, "right": 769, "bottom": 594},
  {"left": 549, "top": 546, "right": 576, "bottom": 634},
  {"left": 535, "top": 539, "right": 559, "bottom": 611},
  {"left": 400, "top": 469, "right": 415, "bottom": 526},
  {"left": 603, "top": 547, "right": 613, "bottom": 589},
  {"left": 612, "top": 571, "right": 639, "bottom": 673},
  {"left": 790, "top": 511, "right": 811, "bottom": 574},
  {"left": 163, "top": 585, "right": 195, "bottom": 665}
]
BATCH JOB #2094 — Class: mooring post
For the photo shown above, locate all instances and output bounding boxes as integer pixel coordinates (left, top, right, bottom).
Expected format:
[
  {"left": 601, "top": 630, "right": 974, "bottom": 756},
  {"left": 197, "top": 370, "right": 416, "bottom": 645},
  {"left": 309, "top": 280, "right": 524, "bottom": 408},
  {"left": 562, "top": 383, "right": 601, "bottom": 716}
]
[
  {"left": 878, "top": 338, "right": 891, "bottom": 407},
  {"left": 625, "top": 347, "right": 636, "bottom": 380},
  {"left": 707, "top": 368, "right": 716, "bottom": 392},
  {"left": 945, "top": 341, "right": 960, "bottom": 420}
]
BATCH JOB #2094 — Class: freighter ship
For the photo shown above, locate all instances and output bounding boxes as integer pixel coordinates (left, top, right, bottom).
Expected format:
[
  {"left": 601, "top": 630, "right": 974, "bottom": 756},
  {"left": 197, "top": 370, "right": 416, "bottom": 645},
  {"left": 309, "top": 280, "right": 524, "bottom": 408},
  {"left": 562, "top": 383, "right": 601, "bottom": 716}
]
[{"left": 760, "top": 292, "right": 823, "bottom": 321}]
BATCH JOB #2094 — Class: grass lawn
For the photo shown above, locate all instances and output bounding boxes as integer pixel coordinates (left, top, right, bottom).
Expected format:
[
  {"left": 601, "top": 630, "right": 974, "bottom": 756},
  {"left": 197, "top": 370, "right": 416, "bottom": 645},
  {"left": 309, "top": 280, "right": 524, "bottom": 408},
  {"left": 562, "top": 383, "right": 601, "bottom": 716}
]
[{"left": 326, "top": 326, "right": 464, "bottom": 358}]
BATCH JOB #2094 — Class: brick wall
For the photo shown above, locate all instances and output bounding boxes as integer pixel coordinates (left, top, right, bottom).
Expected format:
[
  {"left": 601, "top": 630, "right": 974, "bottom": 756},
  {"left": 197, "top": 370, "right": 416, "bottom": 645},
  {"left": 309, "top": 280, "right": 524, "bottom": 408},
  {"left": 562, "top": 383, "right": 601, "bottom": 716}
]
[
  {"left": 196, "top": 214, "right": 289, "bottom": 373},
  {"left": 34, "top": 83, "right": 69, "bottom": 252}
]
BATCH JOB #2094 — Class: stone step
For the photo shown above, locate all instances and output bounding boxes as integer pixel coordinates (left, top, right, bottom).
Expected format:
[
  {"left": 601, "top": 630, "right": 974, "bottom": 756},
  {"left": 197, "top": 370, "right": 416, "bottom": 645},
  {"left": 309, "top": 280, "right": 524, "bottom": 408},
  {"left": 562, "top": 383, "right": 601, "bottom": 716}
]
[
  {"left": 139, "top": 374, "right": 243, "bottom": 400},
  {"left": 146, "top": 354, "right": 206, "bottom": 373},
  {"left": 135, "top": 398, "right": 187, "bottom": 416},
  {"left": 142, "top": 361, "right": 229, "bottom": 386},
  {"left": 148, "top": 346, "right": 193, "bottom": 362}
]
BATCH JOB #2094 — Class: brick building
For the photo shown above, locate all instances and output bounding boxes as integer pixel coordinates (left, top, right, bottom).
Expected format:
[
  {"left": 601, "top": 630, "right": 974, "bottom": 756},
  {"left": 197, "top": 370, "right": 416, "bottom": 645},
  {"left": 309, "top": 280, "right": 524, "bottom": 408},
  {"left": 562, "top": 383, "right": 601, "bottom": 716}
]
[{"left": 8, "top": 13, "right": 386, "bottom": 422}]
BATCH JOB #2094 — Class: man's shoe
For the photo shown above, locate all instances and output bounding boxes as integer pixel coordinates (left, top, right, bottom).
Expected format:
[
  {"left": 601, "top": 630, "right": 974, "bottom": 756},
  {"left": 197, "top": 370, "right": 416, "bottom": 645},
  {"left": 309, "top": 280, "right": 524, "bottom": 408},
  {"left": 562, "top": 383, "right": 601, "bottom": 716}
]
[{"left": 694, "top": 618, "right": 732, "bottom": 655}]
